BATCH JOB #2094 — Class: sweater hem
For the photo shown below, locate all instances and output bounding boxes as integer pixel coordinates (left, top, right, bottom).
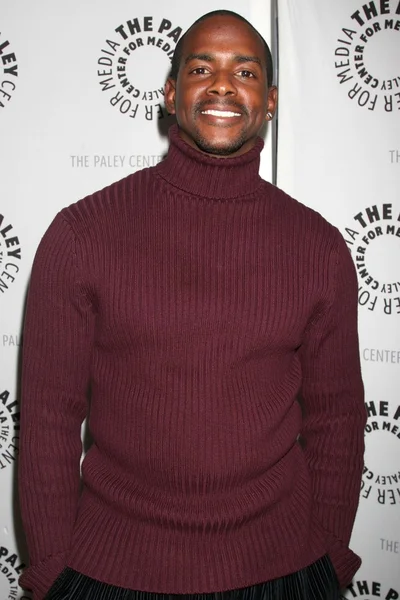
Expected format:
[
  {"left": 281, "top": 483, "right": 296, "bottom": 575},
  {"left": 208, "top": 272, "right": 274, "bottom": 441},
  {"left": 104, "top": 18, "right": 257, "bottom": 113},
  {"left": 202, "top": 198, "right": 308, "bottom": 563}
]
[{"left": 63, "top": 492, "right": 334, "bottom": 594}]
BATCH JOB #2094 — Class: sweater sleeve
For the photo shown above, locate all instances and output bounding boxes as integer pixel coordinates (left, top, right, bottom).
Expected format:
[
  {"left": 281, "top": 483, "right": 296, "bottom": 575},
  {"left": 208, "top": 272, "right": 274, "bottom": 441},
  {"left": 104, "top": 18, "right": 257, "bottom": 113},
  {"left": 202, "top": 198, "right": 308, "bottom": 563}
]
[
  {"left": 18, "top": 212, "right": 95, "bottom": 600},
  {"left": 298, "top": 229, "right": 366, "bottom": 589}
]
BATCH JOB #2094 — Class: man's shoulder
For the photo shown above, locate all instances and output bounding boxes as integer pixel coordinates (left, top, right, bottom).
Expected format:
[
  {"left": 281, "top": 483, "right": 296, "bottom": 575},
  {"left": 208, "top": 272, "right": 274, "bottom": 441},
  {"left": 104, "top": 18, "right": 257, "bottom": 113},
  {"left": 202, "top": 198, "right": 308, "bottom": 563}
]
[
  {"left": 59, "top": 167, "right": 154, "bottom": 234},
  {"left": 262, "top": 181, "right": 340, "bottom": 245}
]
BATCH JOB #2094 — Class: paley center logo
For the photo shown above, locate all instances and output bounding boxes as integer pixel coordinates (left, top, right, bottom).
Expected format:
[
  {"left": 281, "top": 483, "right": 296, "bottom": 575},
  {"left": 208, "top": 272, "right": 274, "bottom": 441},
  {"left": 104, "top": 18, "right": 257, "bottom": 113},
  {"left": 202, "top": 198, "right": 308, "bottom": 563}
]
[
  {"left": 361, "top": 399, "right": 400, "bottom": 505},
  {"left": 97, "top": 15, "right": 182, "bottom": 120},
  {"left": 341, "top": 580, "right": 399, "bottom": 599},
  {"left": 0, "top": 545, "right": 28, "bottom": 600},
  {"left": 334, "top": 0, "right": 400, "bottom": 112},
  {"left": 0, "top": 213, "right": 22, "bottom": 294},
  {"left": 0, "top": 31, "right": 18, "bottom": 109},
  {"left": 0, "top": 388, "right": 20, "bottom": 471},
  {"left": 342, "top": 202, "right": 400, "bottom": 315}
]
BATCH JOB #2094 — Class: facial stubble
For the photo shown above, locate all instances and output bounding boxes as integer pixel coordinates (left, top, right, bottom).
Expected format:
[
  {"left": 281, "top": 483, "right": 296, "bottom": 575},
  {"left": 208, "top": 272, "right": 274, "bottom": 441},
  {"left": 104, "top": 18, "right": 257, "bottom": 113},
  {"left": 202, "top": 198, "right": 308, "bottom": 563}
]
[{"left": 189, "top": 100, "right": 252, "bottom": 157}]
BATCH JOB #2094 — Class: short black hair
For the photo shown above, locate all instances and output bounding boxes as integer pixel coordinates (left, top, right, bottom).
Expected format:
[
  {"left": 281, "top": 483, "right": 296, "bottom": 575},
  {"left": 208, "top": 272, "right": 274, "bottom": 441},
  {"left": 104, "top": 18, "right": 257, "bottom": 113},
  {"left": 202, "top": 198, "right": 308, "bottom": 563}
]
[{"left": 169, "top": 10, "right": 274, "bottom": 88}]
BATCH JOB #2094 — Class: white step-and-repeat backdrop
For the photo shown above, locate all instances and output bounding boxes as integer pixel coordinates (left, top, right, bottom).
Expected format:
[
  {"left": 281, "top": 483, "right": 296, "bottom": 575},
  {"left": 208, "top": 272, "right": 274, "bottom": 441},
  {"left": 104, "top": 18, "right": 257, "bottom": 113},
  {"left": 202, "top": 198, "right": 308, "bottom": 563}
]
[
  {"left": 1, "top": 0, "right": 398, "bottom": 598},
  {"left": 277, "top": 0, "right": 400, "bottom": 598}
]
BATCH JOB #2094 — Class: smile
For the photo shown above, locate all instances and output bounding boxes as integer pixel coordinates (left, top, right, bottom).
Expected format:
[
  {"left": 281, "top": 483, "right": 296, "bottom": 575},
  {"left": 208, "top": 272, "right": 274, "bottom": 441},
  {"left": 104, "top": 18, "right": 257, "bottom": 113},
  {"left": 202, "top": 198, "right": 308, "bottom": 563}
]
[{"left": 201, "top": 109, "right": 241, "bottom": 118}]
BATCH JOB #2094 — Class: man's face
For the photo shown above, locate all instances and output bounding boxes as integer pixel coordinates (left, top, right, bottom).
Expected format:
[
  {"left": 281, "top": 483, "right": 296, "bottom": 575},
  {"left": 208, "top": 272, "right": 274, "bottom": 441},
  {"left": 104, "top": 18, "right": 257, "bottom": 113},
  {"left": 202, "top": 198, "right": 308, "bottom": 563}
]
[{"left": 165, "top": 15, "right": 277, "bottom": 158}]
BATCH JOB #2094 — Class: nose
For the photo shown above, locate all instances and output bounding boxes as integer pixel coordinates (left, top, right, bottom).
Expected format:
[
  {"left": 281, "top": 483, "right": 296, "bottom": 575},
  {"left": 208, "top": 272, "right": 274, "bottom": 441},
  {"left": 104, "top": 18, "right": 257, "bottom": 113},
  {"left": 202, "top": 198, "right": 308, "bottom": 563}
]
[{"left": 206, "top": 70, "right": 236, "bottom": 96}]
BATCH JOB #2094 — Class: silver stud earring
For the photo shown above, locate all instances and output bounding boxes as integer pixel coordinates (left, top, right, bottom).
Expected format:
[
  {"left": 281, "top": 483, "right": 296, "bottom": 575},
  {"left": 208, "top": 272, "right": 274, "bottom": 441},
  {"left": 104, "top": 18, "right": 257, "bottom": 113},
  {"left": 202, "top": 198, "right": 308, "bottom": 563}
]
[{"left": 267, "top": 112, "right": 273, "bottom": 119}]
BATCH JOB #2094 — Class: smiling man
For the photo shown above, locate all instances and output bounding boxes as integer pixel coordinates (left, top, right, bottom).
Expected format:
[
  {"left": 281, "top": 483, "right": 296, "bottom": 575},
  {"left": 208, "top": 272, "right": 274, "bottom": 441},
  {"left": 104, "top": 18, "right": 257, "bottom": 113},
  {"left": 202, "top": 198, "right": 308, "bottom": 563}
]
[{"left": 19, "top": 10, "right": 366, "bottom": 600}]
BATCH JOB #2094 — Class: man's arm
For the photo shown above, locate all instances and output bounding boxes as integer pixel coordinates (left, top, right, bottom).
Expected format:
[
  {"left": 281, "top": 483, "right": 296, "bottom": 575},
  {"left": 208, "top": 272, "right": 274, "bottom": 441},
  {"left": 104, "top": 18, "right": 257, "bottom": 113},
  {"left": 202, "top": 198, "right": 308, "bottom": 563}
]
[
  {"left": 18, "top": 212, "right": 95, "bottom": 599},
  {"left": 299, "top": 229, "right": 366, "bottom": 589}
]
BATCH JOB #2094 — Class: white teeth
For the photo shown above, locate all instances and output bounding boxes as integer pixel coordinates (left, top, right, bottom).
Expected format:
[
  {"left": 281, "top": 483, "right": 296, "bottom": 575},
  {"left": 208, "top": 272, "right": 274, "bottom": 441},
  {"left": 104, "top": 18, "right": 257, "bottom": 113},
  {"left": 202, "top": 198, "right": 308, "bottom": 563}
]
[{"left": 201, "top": 109, "right": 241, "bottom": 117}]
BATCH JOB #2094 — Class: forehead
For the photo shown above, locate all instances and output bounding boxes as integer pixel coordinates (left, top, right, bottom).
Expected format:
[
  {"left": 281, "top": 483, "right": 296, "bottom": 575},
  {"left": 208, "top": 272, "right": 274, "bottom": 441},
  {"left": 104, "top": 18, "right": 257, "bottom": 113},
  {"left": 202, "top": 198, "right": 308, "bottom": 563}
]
[{"left": 182, "top": 15, "right": 265, "bottom": 63}]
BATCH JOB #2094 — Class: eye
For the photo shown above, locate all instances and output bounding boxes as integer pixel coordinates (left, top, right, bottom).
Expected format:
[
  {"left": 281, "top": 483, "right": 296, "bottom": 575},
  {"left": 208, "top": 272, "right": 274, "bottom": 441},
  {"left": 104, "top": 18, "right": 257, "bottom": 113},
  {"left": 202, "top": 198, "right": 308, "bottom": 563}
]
[
  {"left": 238, "top": 70, "right": 255, "bottom": 78},
  {"left": 190, "top": 67, "right": 209, "bottom": 75}
]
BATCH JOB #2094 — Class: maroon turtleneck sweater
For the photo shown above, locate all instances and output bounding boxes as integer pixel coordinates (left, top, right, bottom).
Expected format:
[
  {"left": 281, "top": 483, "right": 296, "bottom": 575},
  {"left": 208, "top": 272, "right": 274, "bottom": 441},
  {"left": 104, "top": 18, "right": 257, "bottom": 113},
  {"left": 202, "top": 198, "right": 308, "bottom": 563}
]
[{"left": 19, "top": 125, "right": 366, "bottom": 600}]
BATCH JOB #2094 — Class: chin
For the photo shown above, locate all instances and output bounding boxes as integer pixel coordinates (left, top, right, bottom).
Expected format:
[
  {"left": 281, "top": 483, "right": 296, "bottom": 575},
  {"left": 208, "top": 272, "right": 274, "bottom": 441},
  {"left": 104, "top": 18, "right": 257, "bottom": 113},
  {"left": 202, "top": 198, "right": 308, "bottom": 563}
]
[{"left": 195, "top": 136, "right": 246, "bottom": 157}]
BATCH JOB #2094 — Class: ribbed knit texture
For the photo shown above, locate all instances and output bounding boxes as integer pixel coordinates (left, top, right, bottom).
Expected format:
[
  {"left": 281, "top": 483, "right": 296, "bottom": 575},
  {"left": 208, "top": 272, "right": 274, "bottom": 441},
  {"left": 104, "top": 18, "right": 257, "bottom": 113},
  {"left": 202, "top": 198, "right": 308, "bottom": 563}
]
[
  {"left": 44, "top": 554, "right": 340, "bottom": 600},
  {"left": 19, "top": 125, "right": 366, "bottom": 600}
]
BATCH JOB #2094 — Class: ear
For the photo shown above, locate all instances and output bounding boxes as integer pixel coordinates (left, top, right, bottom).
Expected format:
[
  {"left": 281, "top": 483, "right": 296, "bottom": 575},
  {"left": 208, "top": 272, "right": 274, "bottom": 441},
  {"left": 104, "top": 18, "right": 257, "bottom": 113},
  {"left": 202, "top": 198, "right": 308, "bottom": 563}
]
[
  {"left": 164, "top": 78, "right": 177, "bottom": 115},
  {"left": 265, "top": 85, "right": 278, "bottom": 120}
]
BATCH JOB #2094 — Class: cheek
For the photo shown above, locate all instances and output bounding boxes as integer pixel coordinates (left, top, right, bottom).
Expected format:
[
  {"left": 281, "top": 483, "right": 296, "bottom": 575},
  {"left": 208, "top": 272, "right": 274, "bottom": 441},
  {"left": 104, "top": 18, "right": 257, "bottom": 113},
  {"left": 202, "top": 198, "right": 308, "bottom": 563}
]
[
  {"left": 246, "top": 89, "right": 268, "bottom": 108},
  {"left": 177, "top": 91, "right": 198, "bottom": 115}
]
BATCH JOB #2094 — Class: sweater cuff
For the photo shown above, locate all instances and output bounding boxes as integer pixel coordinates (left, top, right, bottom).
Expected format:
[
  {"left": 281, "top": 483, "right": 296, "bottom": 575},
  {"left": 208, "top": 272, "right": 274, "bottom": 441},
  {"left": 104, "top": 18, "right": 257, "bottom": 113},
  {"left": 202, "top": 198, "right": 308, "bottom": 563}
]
[
  {"left": 327, "top": 536, "right": 361, "bottom": 590},
  {"left": 19, "top": 553, "right": 66, "bottom": 600}
]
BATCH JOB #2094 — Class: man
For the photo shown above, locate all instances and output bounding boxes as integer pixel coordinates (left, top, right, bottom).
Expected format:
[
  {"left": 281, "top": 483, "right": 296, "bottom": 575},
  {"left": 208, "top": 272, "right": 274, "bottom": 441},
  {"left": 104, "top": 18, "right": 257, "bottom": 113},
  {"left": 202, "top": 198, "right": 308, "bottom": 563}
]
[{"left": 19, "top": 10, "right": 366, "bottom": 600}]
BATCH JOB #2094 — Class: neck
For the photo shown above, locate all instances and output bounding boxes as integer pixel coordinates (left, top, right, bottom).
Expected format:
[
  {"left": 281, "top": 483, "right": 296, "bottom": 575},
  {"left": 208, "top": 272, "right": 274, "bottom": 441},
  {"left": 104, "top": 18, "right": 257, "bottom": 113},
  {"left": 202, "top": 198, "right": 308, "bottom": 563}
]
[{"left": 155, "top": 124, "right": 264, "bottom": 200}]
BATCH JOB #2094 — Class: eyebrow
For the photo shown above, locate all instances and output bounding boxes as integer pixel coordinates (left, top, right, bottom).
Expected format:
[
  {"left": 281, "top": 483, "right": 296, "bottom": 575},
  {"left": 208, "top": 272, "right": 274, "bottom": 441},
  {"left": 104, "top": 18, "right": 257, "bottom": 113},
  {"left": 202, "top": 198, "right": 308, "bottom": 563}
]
[
  {"left": 234, "top": 55, "right": 262, "bottom": 66},
  {"left": 184, "top": 53, "right": 262, "bottom": 67},
  {"left": 184, "top": 53, "right": 213, "bottom": 64}
]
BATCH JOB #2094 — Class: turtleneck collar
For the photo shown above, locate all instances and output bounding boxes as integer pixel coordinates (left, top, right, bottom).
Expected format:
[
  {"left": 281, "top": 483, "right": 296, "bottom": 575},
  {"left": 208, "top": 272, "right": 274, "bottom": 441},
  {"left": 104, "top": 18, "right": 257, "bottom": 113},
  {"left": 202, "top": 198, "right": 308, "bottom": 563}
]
[{"left": 155, "top": 124, "right": 264, "bottom": 200}]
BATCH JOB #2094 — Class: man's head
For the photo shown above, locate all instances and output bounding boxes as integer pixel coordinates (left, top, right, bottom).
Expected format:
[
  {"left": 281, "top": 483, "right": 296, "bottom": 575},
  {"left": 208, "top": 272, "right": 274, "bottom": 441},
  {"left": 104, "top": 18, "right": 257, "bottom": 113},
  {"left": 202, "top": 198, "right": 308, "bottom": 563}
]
[{"left": 165, "top": 10, "right": 277, "bottom": 158}]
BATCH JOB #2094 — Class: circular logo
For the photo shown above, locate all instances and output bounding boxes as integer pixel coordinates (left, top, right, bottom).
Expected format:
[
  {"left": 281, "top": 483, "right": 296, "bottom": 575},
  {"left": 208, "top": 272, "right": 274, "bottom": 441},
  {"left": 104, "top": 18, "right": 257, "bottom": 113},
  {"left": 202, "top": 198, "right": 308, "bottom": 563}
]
[
  {"left": 0, "top": 545, "right": 28, "bottom": 600},
  {"left": 0, "top": 32, "right": 18, "bottom": 108},
  {"left": 97, "top": 15, "right": 183, "bottom": 120},
  {"left": 341, "top": 580, "right": 398, "bottom": 599},
  {"left": 361, "top": 399, "right": 400, "bottom": 505},
  {"left": 0, "top": 389, "right": 20, "bottom": 471},
  {"left": 342, "top": 202, "right": 400, "bottom": 315},
  {"left": 0, "top": 213, "right": 22, "bottom": 295},
  {"left": 334, "top": 1, "right": 400, "bottom": 112}
]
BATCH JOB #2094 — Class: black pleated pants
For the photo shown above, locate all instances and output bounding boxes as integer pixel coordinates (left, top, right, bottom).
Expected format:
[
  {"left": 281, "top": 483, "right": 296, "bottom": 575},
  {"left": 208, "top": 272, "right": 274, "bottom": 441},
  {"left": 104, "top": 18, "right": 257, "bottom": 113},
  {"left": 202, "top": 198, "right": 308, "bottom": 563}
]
[{"left": 44, "top": 554, "right": 340, "bottom": 600}]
